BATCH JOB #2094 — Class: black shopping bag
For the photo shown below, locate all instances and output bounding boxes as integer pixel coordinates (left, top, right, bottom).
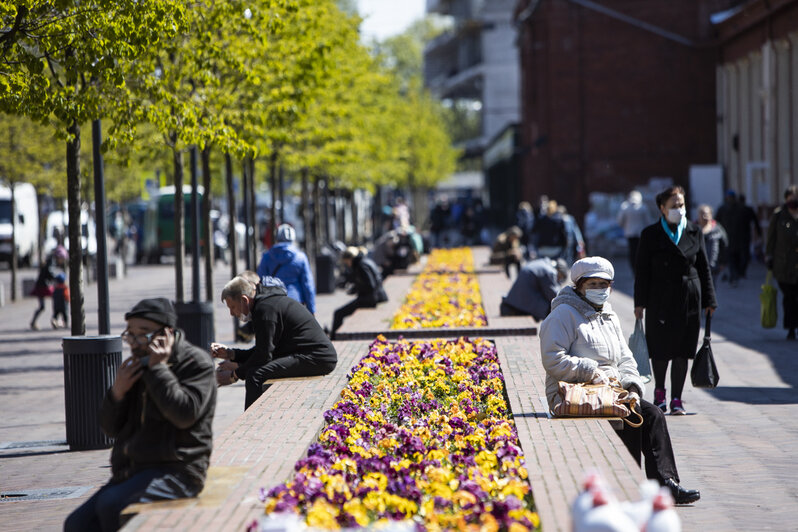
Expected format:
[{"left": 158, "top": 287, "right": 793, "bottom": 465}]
[{"left": 691, "top": 314, "right": 719, "bottom": 389}]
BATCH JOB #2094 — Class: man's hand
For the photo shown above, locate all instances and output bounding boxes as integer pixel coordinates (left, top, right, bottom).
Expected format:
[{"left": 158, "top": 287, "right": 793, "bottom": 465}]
[
  {"left": 634, "top": 306, "right": 645, "bottom": 320},
  {"left": 218, "top": 360, "right": 239, "bottom": 372},
  {"left": 146, "top": 328, "right": 174, "bottom": 368},
  {"left": 705, "top": 307, "right": 716, "bottom": 317},
  {"left": 216, "top": 369, "right": 236, "bottom": 386},
  {"left": 211, "top": 342, "right": 231, "bottom": 360},
  {"left": 111, "top": 357, "right": 143, "bottom": 401}
]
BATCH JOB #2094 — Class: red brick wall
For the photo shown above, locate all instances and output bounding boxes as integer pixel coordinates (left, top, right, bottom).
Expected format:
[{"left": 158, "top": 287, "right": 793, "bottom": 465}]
[{"left": 517, "top": 0, "right": 738, "bottom": 222}]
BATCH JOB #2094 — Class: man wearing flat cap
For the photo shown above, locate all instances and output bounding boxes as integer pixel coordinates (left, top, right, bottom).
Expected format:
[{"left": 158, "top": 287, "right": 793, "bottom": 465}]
[{"left": 65, "top": 298, "right": 216, "bottom": 532}]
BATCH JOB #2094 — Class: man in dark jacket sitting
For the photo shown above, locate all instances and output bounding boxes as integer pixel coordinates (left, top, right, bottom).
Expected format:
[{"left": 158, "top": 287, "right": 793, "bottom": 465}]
[
  {"left": 213, "top": 276, "right": 338, "bottom": 410},
  {"left": 330, "top": 246, "right": 388, "bottom": 339},
  {"left": 64, "top": 298, "right": 216, "bottom": 532}
]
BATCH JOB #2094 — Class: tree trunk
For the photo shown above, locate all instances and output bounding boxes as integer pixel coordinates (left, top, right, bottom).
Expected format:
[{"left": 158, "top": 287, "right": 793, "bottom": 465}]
[
  {"left": 269, "top": 152, "right": 277, "bottom": 247},
  {"left": 278, "top": 163, "right": 285, "bottom": 225},
  {"left": 9, "top": 184, "right": 18, "bottom": 301},
  {"left": 201, "top": 145, "right": 213, "bottom": 302},
  {"left": 173, "top": 143, "right": 185, "bottom": 303},
  {"left": 350, "top": 190, "right": 359, "bottom": 244},
  {"left": 67, "top": 119, "right": 85, "bottom": 336},
  {"left": 241, "top": 157, "right": 251, "bottom": 270},
  {"left": 301, "top": 168, "right": 312, "bottom": 271},
  {"left": 322, "top": 179, "right": 331, "bottom": 245},
  {"left": 312, "top": 176, "right": 322, "bottom": 262},
  {"left": 225, "top": 153, "right": 238, "bottom": 278},
  {"left": 248, "top": 157, "right": 257, "bottom": 267},
  {"left": 336, "top": 189, "right": 346, "bottom": 244}
]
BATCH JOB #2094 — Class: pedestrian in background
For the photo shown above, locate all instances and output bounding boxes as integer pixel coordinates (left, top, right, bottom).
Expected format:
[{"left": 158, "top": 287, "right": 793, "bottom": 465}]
[
  {"left": 617, "top": 190, "right": 653, "bottom": 276},
  {"left": 716, "top": 189, "right": 745, "bottom": 286},
  {"left": 696, "top": 204, "right": 728, "bottom": 286},
  {"left": 429, "top": 196, "right": 451, "bottom": 248},
  {"left": 29, "top": 245, "right": 66, "bottom": 330},
  {"left": 515, "top": 201, "right": 535, "bottom": 258},
  {"left": 634, "top": 186, "right": 716, "bottom": 415},
  {"left": 500, "top": 257, "right": 568, "bottom": 321},
  {"left": 330, "top": 247, "right": 388, "bottom": 339},
  {"left": 51, "top": 271, "right": 70, "bottom": 329},
  {"left": 256, "top": 224, "right": 316, "bottom": 315},
  {"left": 490, "top": 226, "right": 523, "bottom": 278},
  {"left": 737, "top": 194, "right": 762, "bottom": 277},
  {"left": 765, "top": 185, "right": 798, "bottom": 340},
  {"left": 532, "top": 199, "right": 567, "bottom": 260},
  {"left": 557, "top": 205, "right": 585, "bottom": 265}
]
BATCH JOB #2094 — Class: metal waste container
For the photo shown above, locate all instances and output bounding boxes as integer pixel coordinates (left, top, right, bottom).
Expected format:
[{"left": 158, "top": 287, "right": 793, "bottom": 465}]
[
  {"left": 176, "top": 301, "right": 215, "bottom": 351},
  {"left": 316, "top": 253, "right": 336, "bottom": 294},
  {"left": 62, "top": 335, "right": 122, "bottom": 451}
]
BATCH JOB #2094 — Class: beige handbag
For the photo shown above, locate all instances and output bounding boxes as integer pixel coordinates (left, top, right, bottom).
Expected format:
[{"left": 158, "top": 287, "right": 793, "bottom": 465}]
[{"left": 553, "top": 378, "right": 643, "bottom": 427}]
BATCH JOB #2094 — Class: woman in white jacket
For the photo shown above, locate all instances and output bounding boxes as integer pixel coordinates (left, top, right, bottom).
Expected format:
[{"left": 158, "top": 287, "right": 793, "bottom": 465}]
[{"left": 539, "top": 256, "right": 700, "bottom": 505}]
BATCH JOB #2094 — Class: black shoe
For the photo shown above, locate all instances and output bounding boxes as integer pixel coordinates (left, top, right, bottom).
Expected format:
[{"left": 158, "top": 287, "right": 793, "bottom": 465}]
[
  {"left": 788, "top": 329, "right": 796, "bottom": 340},
  {"left": 663, "top": 478, "right": 700, "bottom": 505}
]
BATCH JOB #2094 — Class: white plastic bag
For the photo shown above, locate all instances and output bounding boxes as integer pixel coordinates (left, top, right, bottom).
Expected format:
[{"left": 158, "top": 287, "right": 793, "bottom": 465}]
[{"left": 628, "top": 319, "right": 651, "bottom": 383}]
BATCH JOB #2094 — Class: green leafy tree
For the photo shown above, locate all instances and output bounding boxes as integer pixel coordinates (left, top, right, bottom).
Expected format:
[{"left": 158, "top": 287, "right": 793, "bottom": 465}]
[{"left": 1, "top": 1, "right": 188, "bottom": 335}]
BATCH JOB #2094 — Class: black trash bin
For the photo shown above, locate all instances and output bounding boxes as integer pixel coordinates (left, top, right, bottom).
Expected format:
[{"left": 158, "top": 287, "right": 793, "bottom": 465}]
[
  {"left": 176, "top": 301, "right": 215, "bottom": 351},
  {"left": 62, "top": 335, "right": 123, "bottom": 451},
  {"left": 316, "top": 253, "right": 336, "bottom": 294}
]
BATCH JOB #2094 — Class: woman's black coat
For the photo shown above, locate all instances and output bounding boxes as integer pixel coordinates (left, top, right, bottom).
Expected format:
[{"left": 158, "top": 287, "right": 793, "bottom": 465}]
[{"left": 634, "top": 219, "right": 717, "bottom": 360}]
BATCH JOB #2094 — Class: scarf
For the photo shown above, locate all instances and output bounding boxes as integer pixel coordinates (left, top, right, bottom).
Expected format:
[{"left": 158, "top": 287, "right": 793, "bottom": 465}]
[{"left": 660, "top": 215, "right": 686, "bottom": 245}]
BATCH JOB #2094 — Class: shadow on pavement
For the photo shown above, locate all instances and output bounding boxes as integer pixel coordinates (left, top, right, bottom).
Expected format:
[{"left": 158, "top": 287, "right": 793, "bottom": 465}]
[
  {"left": 705, "top": 386, "right": 798, "bottom": 405},
  {"left": 611, "top": 258, "right": 798, "bottom": 405}
]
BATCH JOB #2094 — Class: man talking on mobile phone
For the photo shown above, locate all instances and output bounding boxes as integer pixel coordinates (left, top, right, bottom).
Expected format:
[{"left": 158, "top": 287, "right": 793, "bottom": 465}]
[{"left": 64, "top": 298, "right": 216, "bottom": 532}]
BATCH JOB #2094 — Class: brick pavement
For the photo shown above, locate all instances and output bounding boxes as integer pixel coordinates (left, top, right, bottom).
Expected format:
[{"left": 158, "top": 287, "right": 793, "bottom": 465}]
[
  {"left": 2, "top": 251, "right": 798, "bottom": 531},
  {"left": 122, "top": 340, "right": 369, "bottom": 532},
  {"left": 0, "top": 260, "right": 356, "bottom": 532}
]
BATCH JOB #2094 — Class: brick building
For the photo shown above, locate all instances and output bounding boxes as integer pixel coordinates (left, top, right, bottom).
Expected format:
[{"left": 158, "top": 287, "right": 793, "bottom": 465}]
[
  {"left": 715, "top": 0, "right": 798, "bottom": 212},
  {"left": 514, "top": 0, "right": 740, "bottom": 223}
]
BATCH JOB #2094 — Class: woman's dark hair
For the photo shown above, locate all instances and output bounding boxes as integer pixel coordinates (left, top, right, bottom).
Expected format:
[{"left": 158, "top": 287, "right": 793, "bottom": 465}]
[
  {"left": 784, "top": 185, "right": 797, "bottom": 199},
  {"left": 655, "top": 186, "right": 685, "bottom": 208}
]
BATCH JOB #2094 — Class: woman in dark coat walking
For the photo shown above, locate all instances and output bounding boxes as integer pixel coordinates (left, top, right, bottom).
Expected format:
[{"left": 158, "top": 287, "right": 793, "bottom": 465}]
[{"left": 634, "top": 186, "right": 717, "bottom": 415}]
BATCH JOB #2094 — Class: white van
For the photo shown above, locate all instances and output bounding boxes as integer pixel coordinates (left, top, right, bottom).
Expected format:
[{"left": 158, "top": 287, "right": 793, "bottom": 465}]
[
  {"left": 43, "top": 209, "right": 97, "bottom": 261},
  {"left": 0, "top": 182, "right": 39, "bottom": 267}
]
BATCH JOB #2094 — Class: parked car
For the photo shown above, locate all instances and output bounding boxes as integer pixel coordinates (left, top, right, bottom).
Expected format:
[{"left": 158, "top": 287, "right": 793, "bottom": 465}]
[{"left": 0, "top": 182, "right": 39, "bottom": 267}]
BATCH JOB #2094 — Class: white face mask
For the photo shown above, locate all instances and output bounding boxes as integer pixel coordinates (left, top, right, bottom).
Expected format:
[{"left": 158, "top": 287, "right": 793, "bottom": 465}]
[
  {"left": 585, "top": 288, "right": 611, "bottom": 306},
  {"left": 238, "top": 312, "right": 252, "bottom": 324},
  {"left": 666, "top": 207, "right": 686, "bottom": 224}
]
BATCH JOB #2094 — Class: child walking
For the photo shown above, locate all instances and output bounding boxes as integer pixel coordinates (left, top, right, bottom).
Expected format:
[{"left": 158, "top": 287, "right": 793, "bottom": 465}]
[{"left": 51, "top": 272, "right": 70, "bottom": 329}]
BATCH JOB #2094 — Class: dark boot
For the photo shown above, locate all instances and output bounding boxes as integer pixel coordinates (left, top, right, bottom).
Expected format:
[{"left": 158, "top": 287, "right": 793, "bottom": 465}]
[{"left": 663, "top": 478, "right": 700, "bottom": 505}]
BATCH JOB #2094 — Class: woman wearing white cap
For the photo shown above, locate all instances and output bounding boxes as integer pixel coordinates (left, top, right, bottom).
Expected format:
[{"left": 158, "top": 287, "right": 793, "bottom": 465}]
[{"left": 539, "top": 256, "right": 700, "bottom": 504}]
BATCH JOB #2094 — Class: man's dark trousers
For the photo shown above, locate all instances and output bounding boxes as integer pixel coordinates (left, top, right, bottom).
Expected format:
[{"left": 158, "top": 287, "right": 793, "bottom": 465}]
[{"left": 63, "top": 469, "right": 199, "bottom": 532}]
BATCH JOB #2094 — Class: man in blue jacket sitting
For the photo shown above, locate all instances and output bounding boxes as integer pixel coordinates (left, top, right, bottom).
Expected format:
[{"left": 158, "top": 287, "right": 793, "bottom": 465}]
[{"left": 256, "top": 224, "right": 316, "bottom": 314}]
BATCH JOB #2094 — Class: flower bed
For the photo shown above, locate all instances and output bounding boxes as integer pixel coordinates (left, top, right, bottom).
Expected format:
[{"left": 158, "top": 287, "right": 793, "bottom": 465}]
[
  {"left": 423, "top": 248, "right": 476, "bottom": 274},
  {"left": 391, "top": 248, "right": 486, "bottom": 330},
  {"left": 259, "top": 337, "right": 539, "bottom": 531}
]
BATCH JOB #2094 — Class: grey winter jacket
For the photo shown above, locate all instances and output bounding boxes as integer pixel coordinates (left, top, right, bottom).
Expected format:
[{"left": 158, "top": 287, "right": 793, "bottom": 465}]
[{"left": 539, "top": 286, "right": 646, "bottom": 411}]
